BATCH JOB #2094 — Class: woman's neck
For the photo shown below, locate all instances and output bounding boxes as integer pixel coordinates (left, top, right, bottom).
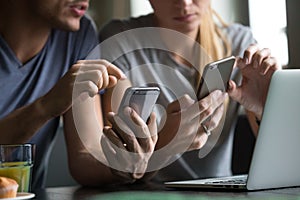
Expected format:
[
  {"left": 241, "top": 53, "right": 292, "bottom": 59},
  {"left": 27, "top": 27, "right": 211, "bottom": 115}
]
[
  {"left": 152, "top": 14, "right": 200, "bottom": 67},
  {"left": 164, "top": 28, "right": 200, "bottom": 67}
]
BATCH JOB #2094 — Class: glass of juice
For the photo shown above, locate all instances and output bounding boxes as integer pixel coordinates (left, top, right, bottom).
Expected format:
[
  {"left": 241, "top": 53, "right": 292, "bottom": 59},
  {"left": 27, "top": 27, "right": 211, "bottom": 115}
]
[{"left": 0, "top": 144, "right": 34, "bottom": 192}]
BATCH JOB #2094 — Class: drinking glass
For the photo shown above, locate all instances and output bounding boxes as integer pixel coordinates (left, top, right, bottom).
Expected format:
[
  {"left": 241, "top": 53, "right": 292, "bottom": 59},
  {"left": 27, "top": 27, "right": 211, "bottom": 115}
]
[{"left": 0, "top": 144, "right": 34, "bottom": 192}]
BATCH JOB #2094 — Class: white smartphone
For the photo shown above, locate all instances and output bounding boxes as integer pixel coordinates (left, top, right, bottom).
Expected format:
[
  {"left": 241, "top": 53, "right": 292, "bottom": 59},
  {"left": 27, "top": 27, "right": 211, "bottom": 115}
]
[
  {"left": 197, "top": 56, "right": 235, "bottom": 99},
  {"left": 118, "top": 87, "right": 160, "bottom": 123}
]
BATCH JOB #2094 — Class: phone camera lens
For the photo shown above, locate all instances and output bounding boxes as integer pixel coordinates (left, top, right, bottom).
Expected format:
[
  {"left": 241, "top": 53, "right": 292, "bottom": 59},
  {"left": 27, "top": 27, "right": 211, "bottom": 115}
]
[{"left": 210, "top": 65, "right": 216, "bottom": 69}]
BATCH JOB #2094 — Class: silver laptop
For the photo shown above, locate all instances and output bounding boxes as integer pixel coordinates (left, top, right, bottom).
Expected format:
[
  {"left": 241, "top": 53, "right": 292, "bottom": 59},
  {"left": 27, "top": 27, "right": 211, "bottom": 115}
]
[{"left": 165, "top": 69, "right": 300, "bottom": 190}]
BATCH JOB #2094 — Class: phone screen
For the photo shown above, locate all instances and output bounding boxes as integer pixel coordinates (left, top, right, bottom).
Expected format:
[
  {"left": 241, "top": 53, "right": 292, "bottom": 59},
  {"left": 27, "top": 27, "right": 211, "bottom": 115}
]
[{"left": 119, "top": 87, "right": 160, "bottom": 122}]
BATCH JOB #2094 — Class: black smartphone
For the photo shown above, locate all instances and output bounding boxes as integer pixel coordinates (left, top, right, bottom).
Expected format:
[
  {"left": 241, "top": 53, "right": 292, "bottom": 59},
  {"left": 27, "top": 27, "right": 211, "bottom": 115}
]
[
  {"left": 197, "top": 56, "right": 235, "bottom": 99},
  {"left": 118, "top": 87, "right": 160, "bottom": 123}
]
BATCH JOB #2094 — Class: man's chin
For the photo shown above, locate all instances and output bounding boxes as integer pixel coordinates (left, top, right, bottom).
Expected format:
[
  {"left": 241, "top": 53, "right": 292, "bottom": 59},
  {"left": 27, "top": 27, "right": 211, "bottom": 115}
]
[
  {"left": 69, "top": 26, "right": 80, "bottom": 32},
  {"left": 66, "top": 21, "right": 81, "bottom": 32},
  {"left": 57, "top": 20, "right": 81, "bottom": 32}
]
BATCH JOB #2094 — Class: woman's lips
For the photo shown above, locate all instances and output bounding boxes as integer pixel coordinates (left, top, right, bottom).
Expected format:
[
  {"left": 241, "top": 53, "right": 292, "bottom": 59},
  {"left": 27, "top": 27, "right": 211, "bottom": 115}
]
[{"left": 173, "top": 14, "right": 196, "bottom": 22}]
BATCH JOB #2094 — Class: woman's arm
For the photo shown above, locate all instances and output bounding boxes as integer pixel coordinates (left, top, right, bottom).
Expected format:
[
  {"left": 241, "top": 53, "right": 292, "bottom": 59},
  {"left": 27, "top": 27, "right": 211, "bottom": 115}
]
[{"left": 228, "top": 44, "right": 280, "bottom": 136}]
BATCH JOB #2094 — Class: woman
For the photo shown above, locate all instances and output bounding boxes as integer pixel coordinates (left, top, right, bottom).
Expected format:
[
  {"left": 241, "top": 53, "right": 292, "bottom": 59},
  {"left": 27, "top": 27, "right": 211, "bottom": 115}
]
[{"left": 98, "top": 0, "right": 279, "bottom": 183}]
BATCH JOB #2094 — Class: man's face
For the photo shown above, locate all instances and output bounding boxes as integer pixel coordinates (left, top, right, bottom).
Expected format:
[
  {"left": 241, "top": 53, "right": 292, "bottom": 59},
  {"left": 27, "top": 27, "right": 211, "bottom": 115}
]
[{"left": 30, "top": 0, "right": 89, "bottom": 31}]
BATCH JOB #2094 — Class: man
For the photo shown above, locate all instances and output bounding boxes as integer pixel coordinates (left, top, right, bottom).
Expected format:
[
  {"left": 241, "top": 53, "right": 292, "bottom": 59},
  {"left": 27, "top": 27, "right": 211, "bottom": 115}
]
[{"left": 0, "top": 0, "right": 149, "bottom": 190}]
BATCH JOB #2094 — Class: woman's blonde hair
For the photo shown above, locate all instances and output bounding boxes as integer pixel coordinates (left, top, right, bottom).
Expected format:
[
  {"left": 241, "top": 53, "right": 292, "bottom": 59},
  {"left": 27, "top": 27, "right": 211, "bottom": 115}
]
[
  {"left": 195, "top": 6, "right": 232, "bottom": 88},
  {"left": 200, "top": 8, "right": 231, "bottom": 59}
]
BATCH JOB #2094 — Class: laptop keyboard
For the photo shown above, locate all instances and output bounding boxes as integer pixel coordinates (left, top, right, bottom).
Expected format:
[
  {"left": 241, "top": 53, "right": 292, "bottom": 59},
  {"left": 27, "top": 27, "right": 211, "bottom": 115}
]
[{"left": 205, "top": 175, "right": 247, "bottom": 185}]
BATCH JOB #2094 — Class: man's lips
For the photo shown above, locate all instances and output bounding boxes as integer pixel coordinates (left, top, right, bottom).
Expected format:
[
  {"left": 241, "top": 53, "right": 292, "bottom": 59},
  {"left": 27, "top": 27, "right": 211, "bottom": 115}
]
[{"left": 69, "top": 2, "right": 88, "bottom": 17}]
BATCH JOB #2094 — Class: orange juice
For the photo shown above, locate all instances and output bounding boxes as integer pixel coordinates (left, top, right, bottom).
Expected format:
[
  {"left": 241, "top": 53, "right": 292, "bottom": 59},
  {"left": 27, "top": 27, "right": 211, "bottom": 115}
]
[{"left": 0, "top": 162, "right": 32, "bottom": 192}]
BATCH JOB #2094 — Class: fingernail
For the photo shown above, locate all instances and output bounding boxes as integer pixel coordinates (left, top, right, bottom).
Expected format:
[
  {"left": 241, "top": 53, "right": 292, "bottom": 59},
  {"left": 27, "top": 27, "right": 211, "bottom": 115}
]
[
  {"left": 228, "top": 81, "right": 232, "bottom": 90},
  {"left": 121, "top": 73, "right": 127, "bottom": 79},
  {"left": 244, "top": 57, "right": 249, "bottom": 65},
  {"left": 224, "top": 92, "right": 228, "bottom": 98},
  {"left": 124, "top": 107, "right": 132, "bottom": 116},
  {"left": 184, "top": 94, "right": 195, "bottom": 104},
  {"left": 216, "top": 90, "right": 222, "bottom": 95},
  {"left": 108, "top": 112, "right": 115, "bottom": 118},
  {"left": 79, "top": 92, "right": 89, "bottom": 101},
  {"left": 107, "top": 112, "right": 115, "bottom": 122}
]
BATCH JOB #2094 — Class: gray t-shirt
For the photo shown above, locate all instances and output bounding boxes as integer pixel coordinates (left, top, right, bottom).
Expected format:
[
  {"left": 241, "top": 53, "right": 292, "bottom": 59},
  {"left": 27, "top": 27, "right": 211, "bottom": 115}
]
[
  {"left": 0, "top": 16, "right": 99, "bottom": 190},
  {"left": 99, "top": 14, "right": 256, "bottom": 181}
]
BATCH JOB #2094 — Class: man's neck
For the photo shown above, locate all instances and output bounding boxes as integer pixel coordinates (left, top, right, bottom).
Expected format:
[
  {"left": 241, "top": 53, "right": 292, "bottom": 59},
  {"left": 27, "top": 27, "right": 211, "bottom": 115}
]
[{"left": 0, "top": 3, "right": 51, "bottom": 64}]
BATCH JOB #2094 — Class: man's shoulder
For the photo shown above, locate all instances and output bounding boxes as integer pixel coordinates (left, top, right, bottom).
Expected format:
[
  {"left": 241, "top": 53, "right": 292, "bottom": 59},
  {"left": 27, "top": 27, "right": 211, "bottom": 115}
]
[
  {"left": 80, "top": 15, "right": 97, "bottom": 30},
  {"left": 99, "top": 14, "right": 154, "bottom": 41}
]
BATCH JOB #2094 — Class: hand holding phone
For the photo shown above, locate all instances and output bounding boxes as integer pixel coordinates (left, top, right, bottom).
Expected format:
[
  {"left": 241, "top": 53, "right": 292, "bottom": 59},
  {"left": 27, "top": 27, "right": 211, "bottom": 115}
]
[
  {"left": 197, "top": 56, "right": 235, "bottom": 99},
  {"left": 118, "top": 87, "right": 160, "bottom": 124}
]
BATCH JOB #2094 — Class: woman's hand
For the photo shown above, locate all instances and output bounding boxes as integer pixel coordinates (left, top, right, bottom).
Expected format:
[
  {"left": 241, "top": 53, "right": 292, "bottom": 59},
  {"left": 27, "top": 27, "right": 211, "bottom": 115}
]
[
  {"left": 156, "top": 91, "right": 227, "bottom": 155},
  {"left": 101, "top": 107, "right": 157, "bottom": 182},
  {"left": 228, "top": 44, "right": 280, "bottom": 119},
  {"left": 40, "top": 59, "right": 126, "bottom": 117}
]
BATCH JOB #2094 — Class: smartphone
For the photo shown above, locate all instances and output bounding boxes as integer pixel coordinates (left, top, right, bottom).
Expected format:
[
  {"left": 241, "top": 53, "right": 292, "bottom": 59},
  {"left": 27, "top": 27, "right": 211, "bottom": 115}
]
[
  {"left": 118, "top": 87, "right": 160, "bottom": 123},
  {"left": 197, "top": 56, "right": 235, "bottom": 99}
]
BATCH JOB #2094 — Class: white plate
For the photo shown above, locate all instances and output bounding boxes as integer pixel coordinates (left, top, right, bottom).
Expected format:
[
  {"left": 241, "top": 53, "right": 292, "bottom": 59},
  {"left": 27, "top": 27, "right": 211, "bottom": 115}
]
[{"left": 1, "top": 192, "right": 35, "bottom": 200}]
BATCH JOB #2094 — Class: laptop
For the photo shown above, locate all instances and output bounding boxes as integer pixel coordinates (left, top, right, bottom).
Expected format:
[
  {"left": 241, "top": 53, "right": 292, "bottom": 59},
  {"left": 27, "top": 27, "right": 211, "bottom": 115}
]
[{"left": 165, "top": 69, "right": 300, "bottom": 191}]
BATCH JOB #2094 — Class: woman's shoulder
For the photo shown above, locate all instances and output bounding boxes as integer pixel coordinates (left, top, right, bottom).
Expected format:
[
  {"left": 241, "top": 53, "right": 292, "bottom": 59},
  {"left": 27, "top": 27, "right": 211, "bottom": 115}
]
[
  {"left": 224, "top": 23, "right": 253, "bottom": 39},
  {"left": 99, "top": 14, "right": 154, "bottom": 42},
  {"left": 223, "top": 23, "right": 257, "bottom": 56}
]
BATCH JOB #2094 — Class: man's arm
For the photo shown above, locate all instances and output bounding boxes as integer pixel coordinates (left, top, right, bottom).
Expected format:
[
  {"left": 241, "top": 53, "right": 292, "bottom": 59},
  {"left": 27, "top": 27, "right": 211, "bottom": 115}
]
[
  {"left": 62, "top": 60, "right": 127, "bottom": 186},
  {"left": 0, "top": 97, "right": 52, "bottom": 144},
  {"left": 63, "top": 94, "right": 121, "bottom": 186}
]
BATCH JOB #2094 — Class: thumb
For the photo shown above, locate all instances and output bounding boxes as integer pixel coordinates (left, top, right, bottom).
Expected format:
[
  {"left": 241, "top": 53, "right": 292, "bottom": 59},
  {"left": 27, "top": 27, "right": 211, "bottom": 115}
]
[
  {"left": 167, "top": 94, "right": 195, "bottom": 113},
  {"left": 227, "top": 80, "right": 241, "bottom": 102}
]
